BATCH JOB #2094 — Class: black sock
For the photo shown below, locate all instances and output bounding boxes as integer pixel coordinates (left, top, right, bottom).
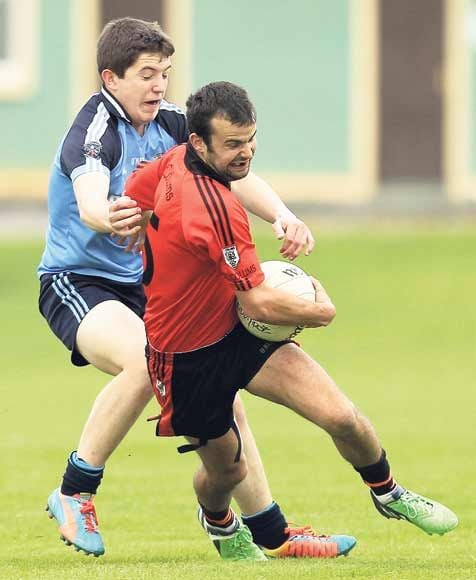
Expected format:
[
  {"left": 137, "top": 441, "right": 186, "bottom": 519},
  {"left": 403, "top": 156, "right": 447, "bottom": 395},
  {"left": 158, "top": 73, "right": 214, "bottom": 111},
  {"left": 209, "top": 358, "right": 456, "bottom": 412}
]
[
  {"left": 242, "top": 501, "right": 288, "bottom": 549},
  {"left": 60, "top": 451, "right": 104, "bottom": 496},
  {"left": 354, "top": 449, "right": 396, "bottom": 495}
]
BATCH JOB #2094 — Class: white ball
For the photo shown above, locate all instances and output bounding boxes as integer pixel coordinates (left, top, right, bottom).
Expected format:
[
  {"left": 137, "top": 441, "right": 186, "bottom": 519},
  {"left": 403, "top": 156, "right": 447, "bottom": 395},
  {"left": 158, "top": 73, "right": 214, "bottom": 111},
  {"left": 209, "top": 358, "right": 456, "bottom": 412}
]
[{"left": 237, "top": 260, "right": 315, "bottom": 341}]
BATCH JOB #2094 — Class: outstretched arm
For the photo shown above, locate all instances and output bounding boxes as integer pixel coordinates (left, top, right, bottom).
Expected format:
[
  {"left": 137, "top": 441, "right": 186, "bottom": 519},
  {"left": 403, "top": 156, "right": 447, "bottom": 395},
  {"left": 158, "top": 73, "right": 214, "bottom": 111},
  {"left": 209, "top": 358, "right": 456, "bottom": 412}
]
[{"left": 231, "top": 171, "right": 315, "bottom": 260}]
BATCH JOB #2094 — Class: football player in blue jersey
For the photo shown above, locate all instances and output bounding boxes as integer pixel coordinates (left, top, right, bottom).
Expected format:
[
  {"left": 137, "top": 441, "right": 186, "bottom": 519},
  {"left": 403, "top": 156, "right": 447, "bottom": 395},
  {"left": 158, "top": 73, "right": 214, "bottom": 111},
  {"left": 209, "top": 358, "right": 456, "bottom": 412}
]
[{"left": 38, "top": 17, "right": 349, "bottom": 558}]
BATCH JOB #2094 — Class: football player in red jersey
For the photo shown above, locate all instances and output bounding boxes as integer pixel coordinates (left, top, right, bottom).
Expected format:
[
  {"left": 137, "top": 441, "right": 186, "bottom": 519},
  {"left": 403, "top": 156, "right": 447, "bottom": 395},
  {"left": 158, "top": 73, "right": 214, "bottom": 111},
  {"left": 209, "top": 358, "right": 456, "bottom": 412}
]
[{"left": 121, "top": 81, "right": 457, "bottom": 561}]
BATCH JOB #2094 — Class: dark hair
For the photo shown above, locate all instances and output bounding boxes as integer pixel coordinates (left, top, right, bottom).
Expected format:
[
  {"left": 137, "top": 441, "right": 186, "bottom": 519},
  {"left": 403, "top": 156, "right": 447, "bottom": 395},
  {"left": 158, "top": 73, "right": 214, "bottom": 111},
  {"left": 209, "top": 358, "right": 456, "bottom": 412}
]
[
  {"left": 186, "top": 81, "right": 256, "bottom": 146},
  {"left": 97, "top": 17, "right": 174, "bottom": 78}
]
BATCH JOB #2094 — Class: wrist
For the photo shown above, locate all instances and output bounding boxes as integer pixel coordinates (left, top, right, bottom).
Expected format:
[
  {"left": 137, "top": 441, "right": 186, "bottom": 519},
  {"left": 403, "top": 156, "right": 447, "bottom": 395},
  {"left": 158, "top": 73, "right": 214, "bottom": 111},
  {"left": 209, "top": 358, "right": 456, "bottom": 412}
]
[
  {"left": 80, "top": 213, "right": 113, "bottom": 234},
  {"left": 276, "top": 207, "right": 298, "bottom": 222}
]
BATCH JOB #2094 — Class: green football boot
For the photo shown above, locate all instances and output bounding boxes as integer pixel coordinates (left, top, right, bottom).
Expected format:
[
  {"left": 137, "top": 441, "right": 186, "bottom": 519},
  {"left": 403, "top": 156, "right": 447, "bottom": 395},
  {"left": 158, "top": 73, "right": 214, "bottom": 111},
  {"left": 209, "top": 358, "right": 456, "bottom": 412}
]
[
  {"left": 198, "top": 508, "right": 267, "bottom": 561},
  {"left": 371, "top": 489, "right": 458, "bottom": 536}
]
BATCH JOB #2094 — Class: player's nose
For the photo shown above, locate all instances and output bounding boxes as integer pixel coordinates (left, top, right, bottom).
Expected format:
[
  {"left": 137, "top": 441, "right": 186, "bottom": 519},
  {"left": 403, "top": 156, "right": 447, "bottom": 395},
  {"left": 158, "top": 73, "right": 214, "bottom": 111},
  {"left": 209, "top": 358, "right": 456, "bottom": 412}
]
[
  {"left": 152, "top": 78, "right": 167, "bottom": 94},
  {"left": 241, "top": 143, "right": 254, "bottom": 160}
]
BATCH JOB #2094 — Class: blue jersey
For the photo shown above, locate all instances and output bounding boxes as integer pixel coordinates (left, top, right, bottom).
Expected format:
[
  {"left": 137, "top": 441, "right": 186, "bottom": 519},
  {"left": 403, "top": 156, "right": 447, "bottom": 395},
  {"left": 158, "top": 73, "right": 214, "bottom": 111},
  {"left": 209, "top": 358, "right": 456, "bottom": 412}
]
[{"left": 38, "top": 87, "right": 188, "bottom": 283}]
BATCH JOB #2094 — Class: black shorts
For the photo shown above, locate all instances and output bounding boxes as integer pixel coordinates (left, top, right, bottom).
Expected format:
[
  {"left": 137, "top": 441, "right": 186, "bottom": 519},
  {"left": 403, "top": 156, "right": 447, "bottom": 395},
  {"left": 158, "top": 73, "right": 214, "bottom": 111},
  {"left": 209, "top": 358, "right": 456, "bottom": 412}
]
[
  {"left": 146, "top": 323, "right": 291, "bottom": 441},
  {"left": 39, "top": 272, "right": 145, "bottom": 366}
]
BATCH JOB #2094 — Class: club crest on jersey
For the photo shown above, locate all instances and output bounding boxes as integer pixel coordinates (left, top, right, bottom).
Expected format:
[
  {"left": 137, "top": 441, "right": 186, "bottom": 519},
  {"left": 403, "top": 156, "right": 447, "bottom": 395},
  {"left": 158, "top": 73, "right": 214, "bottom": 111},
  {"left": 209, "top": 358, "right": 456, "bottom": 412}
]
[
  {"left": 223, "top": 245, "right": 240, "bottom": 269},
  {"left": 83, "top": 140, "right": 102, "bottom": 160}
]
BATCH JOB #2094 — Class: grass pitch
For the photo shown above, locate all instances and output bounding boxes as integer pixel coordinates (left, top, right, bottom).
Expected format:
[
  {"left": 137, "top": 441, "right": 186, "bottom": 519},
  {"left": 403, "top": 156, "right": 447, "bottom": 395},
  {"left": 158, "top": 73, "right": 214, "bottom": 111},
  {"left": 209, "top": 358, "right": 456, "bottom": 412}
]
[{"left": 0, "top": 225, "right": 475, "bottom": 579}]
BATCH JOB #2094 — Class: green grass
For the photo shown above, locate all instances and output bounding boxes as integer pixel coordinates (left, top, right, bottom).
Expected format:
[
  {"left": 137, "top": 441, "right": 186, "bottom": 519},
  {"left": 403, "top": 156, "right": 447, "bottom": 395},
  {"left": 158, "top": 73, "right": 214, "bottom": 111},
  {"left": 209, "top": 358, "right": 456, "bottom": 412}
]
[{"left": 1, "top": 226, "right": 475, "bottom": 579}]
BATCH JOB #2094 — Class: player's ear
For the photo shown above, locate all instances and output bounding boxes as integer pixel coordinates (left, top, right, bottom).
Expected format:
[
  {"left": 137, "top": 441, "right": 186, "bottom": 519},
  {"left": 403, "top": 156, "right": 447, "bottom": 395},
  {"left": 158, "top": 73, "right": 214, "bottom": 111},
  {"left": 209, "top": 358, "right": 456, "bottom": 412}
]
[
  {"left": 101, "top": 69, "right": 118, "bottom": 90},
  {"left": 189, "top": 133, "right": 207, "bottom": 155}
]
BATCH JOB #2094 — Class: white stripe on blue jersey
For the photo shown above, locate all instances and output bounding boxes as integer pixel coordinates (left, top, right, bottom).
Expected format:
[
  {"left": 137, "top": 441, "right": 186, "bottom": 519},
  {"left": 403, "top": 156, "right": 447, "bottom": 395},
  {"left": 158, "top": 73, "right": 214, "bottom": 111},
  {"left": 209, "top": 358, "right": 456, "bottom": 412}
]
[
  {"left": 85, "top": 102, "right": 111, "bottom": 173},
  {"left": 160, "top": 100, "right": 185, "bottom": 115},
  {"left": 101, "top": 87, "right": 130, "bottom": 121}
]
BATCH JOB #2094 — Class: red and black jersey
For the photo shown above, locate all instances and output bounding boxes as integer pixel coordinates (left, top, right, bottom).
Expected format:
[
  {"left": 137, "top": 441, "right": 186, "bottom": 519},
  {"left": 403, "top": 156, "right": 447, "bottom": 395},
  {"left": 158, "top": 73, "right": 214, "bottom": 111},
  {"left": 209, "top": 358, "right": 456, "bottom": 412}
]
[{"left": 125, "top": 142, "right": 264, "bottom": 352}]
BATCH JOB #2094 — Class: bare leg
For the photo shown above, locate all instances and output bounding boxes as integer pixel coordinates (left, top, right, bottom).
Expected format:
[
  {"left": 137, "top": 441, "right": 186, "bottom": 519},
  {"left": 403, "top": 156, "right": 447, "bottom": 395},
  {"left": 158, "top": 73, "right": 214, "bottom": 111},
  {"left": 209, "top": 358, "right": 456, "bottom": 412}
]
[
  {"left": 192, "top": 429, "right": 268, "bottom": 561},
  {"left": 247, "top": 343, "right": 381, "bottom": 468},
  {"left": 191, "top": 428, "right": 248, "bottom": 512},
  {"left": 246, "top": 344, "right": 458, "bottom": 538},
  {"left": 232, "top": 394, "right": 273, "bottom": 514},
  {"left": 75, "top": 300, "right": 152, "bottom": 466},
  {"left": 46, "top": 301, "right": 153, "bottom": 555}
]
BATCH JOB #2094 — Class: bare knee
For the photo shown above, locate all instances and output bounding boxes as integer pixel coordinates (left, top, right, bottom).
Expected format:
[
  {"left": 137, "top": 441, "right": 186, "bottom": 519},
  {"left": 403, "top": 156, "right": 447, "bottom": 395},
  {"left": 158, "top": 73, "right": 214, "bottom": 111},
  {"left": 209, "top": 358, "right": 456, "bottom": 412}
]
[
  {"left": 121, "top": 358, "right": 153, "bottom": 397},
  {"left": 325, "top": 405, "right": 363, "bottom": 440},
  {"left": 223, "top": 456, "right": 248, "bottom": 487},
  {"left": 209, "top": 456, "right": 248, "bottom": 489}
]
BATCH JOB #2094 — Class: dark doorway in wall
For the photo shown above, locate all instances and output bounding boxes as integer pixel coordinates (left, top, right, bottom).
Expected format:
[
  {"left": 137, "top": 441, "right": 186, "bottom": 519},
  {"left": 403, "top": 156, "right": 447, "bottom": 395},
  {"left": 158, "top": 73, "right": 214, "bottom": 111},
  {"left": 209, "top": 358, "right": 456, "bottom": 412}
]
[
  {"left": 101, "top": 0, "right": 164, "bottom": 28},
  {"left": 379, "top": 0, "right": 443, "bottom": 182}
]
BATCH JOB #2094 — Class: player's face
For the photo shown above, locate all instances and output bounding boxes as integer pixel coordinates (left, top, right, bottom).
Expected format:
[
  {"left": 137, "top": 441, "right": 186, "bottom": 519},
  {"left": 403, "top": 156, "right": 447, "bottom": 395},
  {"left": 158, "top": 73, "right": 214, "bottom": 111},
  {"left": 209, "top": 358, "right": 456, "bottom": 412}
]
[
  {"left": 104, "top": 53, "right": 172, "bottom": 135},
  {"left": 203, "top": 117, "right": 257, "bottom": 181}
]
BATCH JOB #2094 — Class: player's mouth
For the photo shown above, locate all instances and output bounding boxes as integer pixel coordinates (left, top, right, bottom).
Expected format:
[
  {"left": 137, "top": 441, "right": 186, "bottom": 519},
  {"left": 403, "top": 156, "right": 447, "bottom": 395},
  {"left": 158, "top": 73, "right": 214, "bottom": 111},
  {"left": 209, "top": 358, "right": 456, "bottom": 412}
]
[
  {"left": 143, "top": 99, "right": 161, "bottom": 111},
  {"left": 230, "top": 159, "right": 250, "bottom": 170}
]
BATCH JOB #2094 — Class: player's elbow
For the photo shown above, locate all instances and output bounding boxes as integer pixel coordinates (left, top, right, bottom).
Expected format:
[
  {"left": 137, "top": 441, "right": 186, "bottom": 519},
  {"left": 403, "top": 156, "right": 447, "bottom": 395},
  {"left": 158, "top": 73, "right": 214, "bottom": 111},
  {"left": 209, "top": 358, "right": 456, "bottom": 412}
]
[
  {"left": 78, "top": 206, "right": 92, "bottom": 227},
  {"left": 317, "top": 302, "right": 336, "bottom": 326}
]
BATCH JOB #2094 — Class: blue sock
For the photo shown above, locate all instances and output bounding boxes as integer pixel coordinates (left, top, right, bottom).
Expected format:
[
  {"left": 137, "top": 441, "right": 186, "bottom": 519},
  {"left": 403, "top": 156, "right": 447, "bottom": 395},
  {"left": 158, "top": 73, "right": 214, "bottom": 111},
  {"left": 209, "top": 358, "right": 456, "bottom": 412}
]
[{"left": 70, "top": 451, "right": 104, "bottom": 474}]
